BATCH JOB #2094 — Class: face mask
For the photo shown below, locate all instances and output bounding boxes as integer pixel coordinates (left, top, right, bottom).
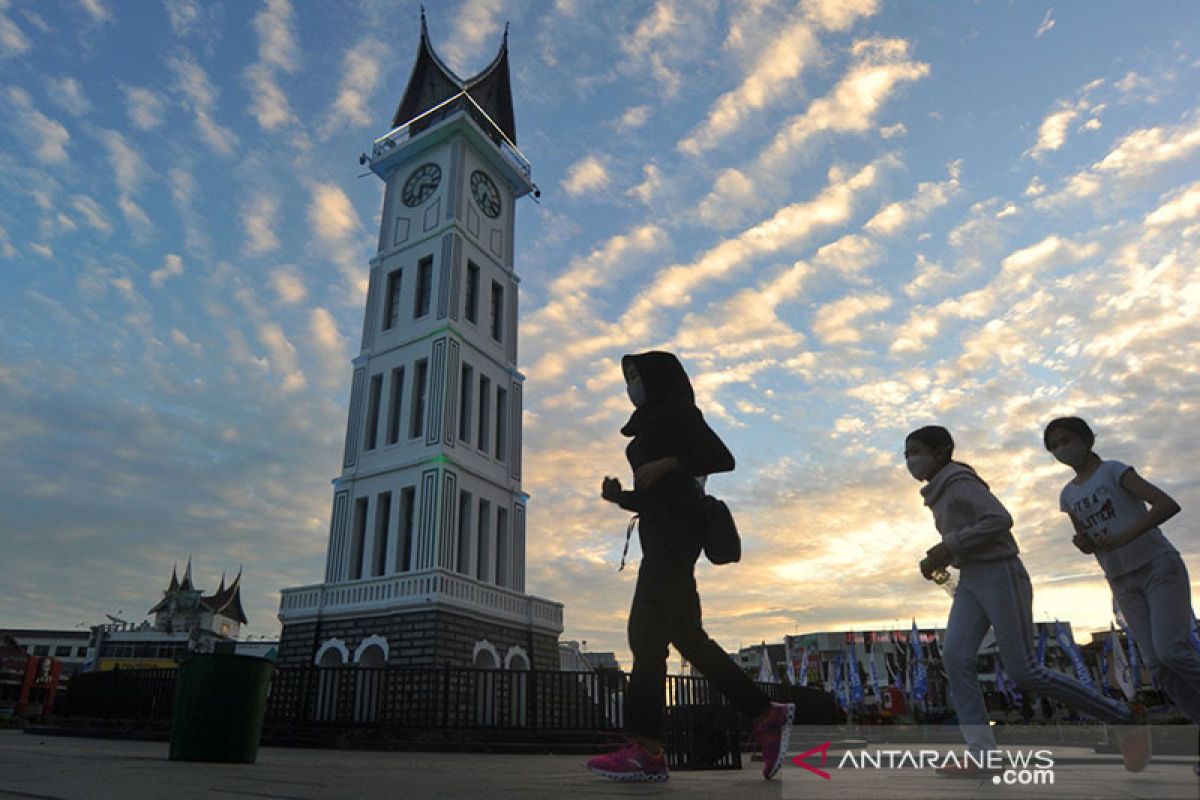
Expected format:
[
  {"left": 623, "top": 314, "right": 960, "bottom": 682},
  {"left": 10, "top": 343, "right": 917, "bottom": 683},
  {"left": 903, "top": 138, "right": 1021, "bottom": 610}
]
[
  {"left": 1053, "top": 441, "right": 1090, "bottom": 468},
  {"left": 627, "top": 380, "right": 646, "bottom": 407},
  {"left": 906, "top": 454, "right": 936, "bottom": 481}
]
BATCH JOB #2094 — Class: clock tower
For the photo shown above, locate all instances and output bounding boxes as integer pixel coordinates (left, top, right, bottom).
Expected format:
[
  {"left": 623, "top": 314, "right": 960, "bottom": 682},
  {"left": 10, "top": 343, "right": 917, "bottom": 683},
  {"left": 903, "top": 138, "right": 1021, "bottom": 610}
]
[{"left": 277, "top": 13, "right": 563, "bottom": 673}]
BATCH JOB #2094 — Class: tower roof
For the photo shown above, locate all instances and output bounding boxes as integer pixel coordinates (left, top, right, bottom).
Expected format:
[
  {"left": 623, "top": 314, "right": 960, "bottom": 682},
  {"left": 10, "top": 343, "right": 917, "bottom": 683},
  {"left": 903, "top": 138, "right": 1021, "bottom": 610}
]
[
  {"left": 391, "top": 9, "right": 517, "bottom": 145},
  {"left": 200, "top": 567, "right": 248, "bottom": 626}
]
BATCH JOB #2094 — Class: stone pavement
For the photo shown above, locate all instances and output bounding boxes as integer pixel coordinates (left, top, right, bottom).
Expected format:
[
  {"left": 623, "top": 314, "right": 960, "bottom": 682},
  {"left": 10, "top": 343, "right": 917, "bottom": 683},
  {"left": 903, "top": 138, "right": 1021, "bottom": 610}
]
[{"left": 1, "top": 730, "right": 1197, "bottom": 800}]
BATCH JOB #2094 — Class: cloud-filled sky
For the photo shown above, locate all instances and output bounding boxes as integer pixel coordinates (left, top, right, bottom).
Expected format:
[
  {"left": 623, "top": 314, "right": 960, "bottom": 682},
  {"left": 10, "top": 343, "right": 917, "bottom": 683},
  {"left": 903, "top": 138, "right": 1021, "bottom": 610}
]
[{"left": 2, "top": 0, "right": 1199, "bottom": 667}]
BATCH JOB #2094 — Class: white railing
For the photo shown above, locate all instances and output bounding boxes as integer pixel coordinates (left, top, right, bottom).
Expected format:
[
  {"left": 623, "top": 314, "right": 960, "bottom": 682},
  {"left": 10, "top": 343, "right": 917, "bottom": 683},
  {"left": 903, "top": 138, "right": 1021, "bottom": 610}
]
[
  {"left": 369, "top": 91, "right": 532, "bottom": 181},
  {"left": 279, "top": 568, "right": 563, "bottom": 633}
]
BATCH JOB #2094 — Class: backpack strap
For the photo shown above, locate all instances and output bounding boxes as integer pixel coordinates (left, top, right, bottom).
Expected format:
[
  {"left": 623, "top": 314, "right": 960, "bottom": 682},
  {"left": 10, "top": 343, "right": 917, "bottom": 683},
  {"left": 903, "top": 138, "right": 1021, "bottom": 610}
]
[{"left": 618, "top": 515, "right": 639, "bottom": 572}]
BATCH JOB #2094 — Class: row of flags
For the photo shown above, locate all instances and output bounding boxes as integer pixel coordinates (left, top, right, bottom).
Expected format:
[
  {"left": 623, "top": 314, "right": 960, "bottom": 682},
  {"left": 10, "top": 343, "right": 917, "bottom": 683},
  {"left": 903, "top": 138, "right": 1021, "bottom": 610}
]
[{"left": 775, "top": 615, "right": 1200, "bottom": 709}]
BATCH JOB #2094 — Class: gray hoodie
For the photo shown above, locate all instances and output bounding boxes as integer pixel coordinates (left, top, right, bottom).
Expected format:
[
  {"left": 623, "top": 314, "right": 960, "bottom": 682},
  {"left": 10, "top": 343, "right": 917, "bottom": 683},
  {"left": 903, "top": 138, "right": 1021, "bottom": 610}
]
[{"left": 920, "top": 461, "right": 1020, "bottom": 566}]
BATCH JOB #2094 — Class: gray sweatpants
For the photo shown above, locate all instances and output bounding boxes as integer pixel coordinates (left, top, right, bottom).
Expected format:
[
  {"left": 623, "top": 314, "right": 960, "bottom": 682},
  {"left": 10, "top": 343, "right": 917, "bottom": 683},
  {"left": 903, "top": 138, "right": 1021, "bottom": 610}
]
[
  {"left": 943, "top": 556, "right": 1132, "bottom": 754},
  {"left": 1111, "top": 551, "right": 1200, "bottom": 724}
]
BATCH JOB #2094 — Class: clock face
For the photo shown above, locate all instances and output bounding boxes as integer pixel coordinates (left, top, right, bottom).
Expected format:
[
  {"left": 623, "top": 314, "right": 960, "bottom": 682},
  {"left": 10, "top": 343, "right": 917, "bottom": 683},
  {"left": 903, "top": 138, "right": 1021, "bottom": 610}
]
[
  {"left": 470, "top": 170, "right": 502, "bottom": 218},
  {"left": 401, "top": 163, "right": 441, "bottom": 207}
]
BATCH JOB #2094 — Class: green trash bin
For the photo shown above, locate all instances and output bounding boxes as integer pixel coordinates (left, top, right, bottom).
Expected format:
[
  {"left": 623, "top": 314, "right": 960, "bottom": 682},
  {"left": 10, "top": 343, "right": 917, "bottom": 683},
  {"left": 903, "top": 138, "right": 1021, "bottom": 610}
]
[{"left": 169, "top": 653, "right": 274, "bottom": 763}]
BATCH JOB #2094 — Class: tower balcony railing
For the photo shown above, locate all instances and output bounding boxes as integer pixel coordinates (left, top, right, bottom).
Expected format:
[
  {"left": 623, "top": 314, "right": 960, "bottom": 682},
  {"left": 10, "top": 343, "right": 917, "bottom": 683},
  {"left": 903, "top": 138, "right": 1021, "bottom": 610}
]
[
  {"left": 370, "top": 91, "right": 531, "bottom": 182},
  {"left": 278, "top": 568, "right": 563, "bottom": 633}
]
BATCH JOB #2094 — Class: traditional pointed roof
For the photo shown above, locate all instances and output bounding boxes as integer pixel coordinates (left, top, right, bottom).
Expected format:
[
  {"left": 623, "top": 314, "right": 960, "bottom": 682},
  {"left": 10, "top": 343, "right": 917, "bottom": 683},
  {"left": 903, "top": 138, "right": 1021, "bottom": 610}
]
[
  {"left": 180, "top": 556, "right": 194, "bottom": 591},
  {"left": 391, "top": 8, "right": 517, "bottom": 145},
  {"left": 167, "top": 564, "right": 179, "bottom": 593},
  {"left": 200, "top": 567, "right": 248, "bottom": 626}
]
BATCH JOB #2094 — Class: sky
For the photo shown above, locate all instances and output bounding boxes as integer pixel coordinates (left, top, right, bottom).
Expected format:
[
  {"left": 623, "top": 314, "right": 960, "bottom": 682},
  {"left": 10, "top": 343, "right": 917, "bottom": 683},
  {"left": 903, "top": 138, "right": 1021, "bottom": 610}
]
[{"left": 1, "top": 0, "right": 1199, "bottom": 668}]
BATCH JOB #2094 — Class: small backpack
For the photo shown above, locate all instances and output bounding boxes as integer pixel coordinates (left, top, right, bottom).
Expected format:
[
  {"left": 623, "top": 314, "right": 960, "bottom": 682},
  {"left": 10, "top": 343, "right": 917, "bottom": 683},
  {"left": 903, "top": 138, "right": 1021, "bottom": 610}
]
[
  {"left": 700, "top": 494, "right": 741, "bottom": 565},
  {"left": 616, "top": 494, "right": 741, "bottom": 571}
]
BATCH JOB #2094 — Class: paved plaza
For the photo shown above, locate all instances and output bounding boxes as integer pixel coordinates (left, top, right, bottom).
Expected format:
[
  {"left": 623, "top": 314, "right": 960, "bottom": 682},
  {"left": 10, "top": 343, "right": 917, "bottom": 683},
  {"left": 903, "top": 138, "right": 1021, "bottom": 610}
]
[{"left": 1, "top": 730, "right": 1197, "bottom": 800}]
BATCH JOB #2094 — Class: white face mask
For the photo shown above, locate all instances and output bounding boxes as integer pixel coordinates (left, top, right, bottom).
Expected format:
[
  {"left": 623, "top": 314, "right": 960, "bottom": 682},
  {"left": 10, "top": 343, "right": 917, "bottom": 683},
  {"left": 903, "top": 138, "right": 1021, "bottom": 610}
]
[
  {"left": 906, "top": 454, "right": 936, "bottom": 481},
  {"left": 1052, "top": 441, "right": 1090, "bottom": 468},
  {"left": 627, "top": 380, "right": 646, "bottom": 407}
]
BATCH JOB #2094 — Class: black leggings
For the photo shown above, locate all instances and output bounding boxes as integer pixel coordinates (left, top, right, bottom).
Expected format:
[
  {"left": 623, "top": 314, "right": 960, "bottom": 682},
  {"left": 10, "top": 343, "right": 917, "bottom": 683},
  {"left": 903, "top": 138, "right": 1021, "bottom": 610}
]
[{"left": 624, "top": 562, "right": 771, "bottom": 738}]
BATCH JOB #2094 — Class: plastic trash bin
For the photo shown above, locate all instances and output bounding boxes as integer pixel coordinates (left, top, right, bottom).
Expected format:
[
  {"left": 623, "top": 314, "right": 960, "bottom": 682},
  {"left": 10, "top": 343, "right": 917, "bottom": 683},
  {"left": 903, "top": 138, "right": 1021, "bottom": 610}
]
[{"left": 169, "top": 653, "right": 274, "bottom": 763}]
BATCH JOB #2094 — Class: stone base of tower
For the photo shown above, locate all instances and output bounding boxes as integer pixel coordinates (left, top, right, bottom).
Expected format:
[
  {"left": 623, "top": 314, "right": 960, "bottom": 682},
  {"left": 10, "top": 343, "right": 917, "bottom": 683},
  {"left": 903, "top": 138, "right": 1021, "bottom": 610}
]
[
  {"left": 277, "top": 568, "right": 564, "bottom": 671},
  {"left": 277, "top": 608, "right": 559, "bottom": 670}
]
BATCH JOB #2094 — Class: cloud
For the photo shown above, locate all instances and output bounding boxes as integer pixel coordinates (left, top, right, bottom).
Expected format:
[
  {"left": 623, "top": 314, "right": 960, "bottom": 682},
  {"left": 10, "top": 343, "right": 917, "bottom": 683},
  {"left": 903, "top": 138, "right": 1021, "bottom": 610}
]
[
  {"left": 169, "top": 53, "right": 239, "bottom": 155},
  {"left": 863, "top": 160, "right": 961, "bottom": 236},
  {"left": 5, "top": 87, "right": 70, "bottom": 163},
  {"left": 698, "top": 37, "right": 928, "bottom": 224},
  {"left": 306, "top": 181, "right": 365, "bottom": 296},
  {"left": 1026, "top": 79, "right": 1104, "bottom": 158},
  {"left": 561, "top": 154, "right": 611, "bottom": 197},
  {"left": 812, "top": 292, "right": 892, "bottom": 344},
  {"left": 45, "top": 76, "right": 91, "bottom": 116},
  {"left": 1034, "top": 8, "right": 1055, "bottom": 38},
  {"left": 627, "top": 163, "right": 663, "bottom": 205},
  {"left": 880, "top": 122, "right": 906, "bottom": 139},
  {"left": 98, "top": 129, "right": 146, "bottom": 194},
  {"left": 122, "top": 86, "right": 166, "bottom": 129},
  {"left": 164, "top": 0, "right": 201, "bottom": 37},
  {"left": 617, "top": 104, "right": 651, "bottom": 132},
  {"left": 242, "top": 193, "right": 280, "bottom": 255},
  {"left": 0, "top": 7, "right": 31, "bottom": 57},
  {"left": 149, "top": 254, "right": 184, "bottom": 287},
  {"left": 71, "top": 196, "right": 113, "bottom": 233},
  {"left": 243, "top": 0, "right": 299, "bottom": 131},
  {"left": 258, "top": 322, "right": 306, "bottom": 392},
  {"left": 168, "top": 166, "right": 208, "bottom": 260},
  {"left": 622, "top": 158, "right": 888, "bottom": 343},
  {"left": 678, "top": 0, "right": 880, "bottom": 155},
  {"left": 440, "top": 0, "right": 505, "bottom": 77},
  {"left": 269, "top": 268, "right": 307, "bottom": 305},
  {"left": 78, "top": 0, "right": 112, "bottom": 24},
  {"left": 307, "top": 183, "right": 359, "bottom": 243},
  {"left": 1037, "top": 113, "right": 1200, "bottom": 208},
  {"left": 308, "top": 307, "right": 347, "bottom": 389},
  {"left": 619, "top": 0, "right": 718, "bottom": 98},
  {"left": 0, "top": 224, "right": 15, "bottom": 258},
  {"left": 98, "top": 129, "right": 153, "bottom": 237},
  {"left": 320, "top": 38, "right": 387, "bottom": 138},
  {"left": 1144, "top": 181, "right": 1200, "bottom": 227}
]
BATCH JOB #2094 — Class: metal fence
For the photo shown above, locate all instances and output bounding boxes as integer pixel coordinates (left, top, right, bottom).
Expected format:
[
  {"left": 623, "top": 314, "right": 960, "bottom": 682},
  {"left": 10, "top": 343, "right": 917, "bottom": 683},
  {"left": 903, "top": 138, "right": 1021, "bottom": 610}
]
[{"left": 61, "top": 665, "right": 816, "bottom": 732}]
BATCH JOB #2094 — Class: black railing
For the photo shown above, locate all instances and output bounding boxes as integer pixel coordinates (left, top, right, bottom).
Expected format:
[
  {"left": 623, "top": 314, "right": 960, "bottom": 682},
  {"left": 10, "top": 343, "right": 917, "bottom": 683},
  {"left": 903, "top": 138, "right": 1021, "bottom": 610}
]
[{"left": 61, "top": 665, "right": 822, "bottom": 733}]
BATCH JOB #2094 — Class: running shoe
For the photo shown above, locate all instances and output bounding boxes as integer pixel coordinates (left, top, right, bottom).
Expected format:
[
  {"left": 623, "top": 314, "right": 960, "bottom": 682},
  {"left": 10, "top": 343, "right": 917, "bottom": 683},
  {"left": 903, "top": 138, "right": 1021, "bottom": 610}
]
[
  {"left": 751, "top": 702, "right": 795, "bottom": 780},
  {"left": 586, "top": 740, "right": 669, "bottom": 782}
]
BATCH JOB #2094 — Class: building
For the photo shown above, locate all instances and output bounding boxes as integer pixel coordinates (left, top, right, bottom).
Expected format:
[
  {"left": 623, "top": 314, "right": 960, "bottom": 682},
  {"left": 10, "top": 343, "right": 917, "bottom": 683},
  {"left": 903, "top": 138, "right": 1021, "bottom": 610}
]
[
  {"left": 0, "top": 634, "right": 62, "bottom": 717},
  {"left": 277, "top": 13, "right": 563, "bottom": 673},
  {"left": 560, "top": 641, "right": 620, "bottom": 672},
  {"left": 0, "top": 630, "right": 90, "bottom": 679},
  {"left": 88, "top": 560, "right": 259, "bottom": 670}
]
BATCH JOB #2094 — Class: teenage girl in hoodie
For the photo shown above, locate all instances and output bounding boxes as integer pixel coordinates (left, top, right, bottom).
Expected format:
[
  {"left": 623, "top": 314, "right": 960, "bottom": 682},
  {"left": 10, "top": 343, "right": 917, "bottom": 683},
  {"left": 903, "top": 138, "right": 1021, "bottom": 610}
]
[
  {"left": 1044, "top": 416, "right": 1200, "bottom": 724},
  {"left": 905, "top": 425, "right": 1149, "bottom": 775},
  {"left": 586, "top": 352, "right": 794, "bottom": 783}
]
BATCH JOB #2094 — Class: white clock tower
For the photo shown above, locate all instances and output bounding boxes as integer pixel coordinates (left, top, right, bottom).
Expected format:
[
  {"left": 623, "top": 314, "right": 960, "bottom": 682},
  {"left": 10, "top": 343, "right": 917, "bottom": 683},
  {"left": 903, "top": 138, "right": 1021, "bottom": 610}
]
[{"left": 278, "top": 13, "right": 563, "bottom": 672}]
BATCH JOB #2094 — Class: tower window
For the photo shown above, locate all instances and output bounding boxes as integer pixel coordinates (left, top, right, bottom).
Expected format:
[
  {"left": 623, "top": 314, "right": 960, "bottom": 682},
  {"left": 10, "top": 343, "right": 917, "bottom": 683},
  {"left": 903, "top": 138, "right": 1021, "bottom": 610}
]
[
  {"left": 364, "top": 373, "right": 382, "bottom": 451},
  {"left": 495, "top": 387, "right": 507, "bottom": 461},
  {"left": 410, "top": 358, "right": 428, "bottom": 439},
  {"left": 396, "top": 487, "right": 416, "bottom": 573},
  {"left": 386, "top": 367, "right": 404, "bottom": 445},
  {"left": 457, "top": 490, "right": 473, "bottom": 575},
  {"left": 373, "top": 491, "right": 391, "bottom": 577},
  {"left": 490, "top": 280, "right": 504, "bottom": 341},
  {"left": 414, "top": 255, "right": 433, "bottom": 318},
  {"left": 496, "top": 507, "right": 509, "bottom": 587},
  {"left": 350, "top": 497, "right": 369, "bottom": 580},
  {"left": 476, "top": 499, "right": 491, "bottom": 582},
  {"left": 477, "top": 375, "right": 490, "bottom": 451},
  {"left": 459, "top": 363, "right": 473, "bottom": 442},
  {"left": 465, "top": 262, "right": 480, "bottom": 324},
  {"left": 383, "top": 269, "right": 402, "bottom": 330}
]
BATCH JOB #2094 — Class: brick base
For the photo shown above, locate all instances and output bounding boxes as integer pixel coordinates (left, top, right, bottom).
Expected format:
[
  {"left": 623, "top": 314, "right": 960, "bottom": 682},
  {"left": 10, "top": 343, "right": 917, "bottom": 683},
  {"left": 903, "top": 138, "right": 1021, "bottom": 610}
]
[{"left": 278, "top": 608, "right": 559, "bottom": 671}]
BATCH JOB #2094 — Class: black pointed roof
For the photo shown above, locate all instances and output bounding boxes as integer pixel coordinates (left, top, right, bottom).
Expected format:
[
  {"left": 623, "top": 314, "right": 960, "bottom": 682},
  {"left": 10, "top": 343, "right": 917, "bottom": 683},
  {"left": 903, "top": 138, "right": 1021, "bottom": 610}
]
[{"left": 391, "top": 11, "right": 517, "bottom": 145}]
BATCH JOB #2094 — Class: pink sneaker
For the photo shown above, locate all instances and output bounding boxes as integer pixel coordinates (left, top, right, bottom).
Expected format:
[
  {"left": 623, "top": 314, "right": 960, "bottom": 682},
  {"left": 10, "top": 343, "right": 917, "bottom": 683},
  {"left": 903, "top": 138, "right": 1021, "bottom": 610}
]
[
  {"left": 586, "top": 740, "right": 669, "bottom": 782},
  {"left": 752, "top": 702, "right": 795, "bottom": 780}
]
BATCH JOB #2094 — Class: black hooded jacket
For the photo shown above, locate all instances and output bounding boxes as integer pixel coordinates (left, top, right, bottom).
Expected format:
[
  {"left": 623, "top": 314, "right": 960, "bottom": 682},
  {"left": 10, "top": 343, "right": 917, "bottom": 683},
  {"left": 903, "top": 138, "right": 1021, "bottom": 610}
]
[{"left": 615, "top": 351, "right": 734, "bottom": 515}]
